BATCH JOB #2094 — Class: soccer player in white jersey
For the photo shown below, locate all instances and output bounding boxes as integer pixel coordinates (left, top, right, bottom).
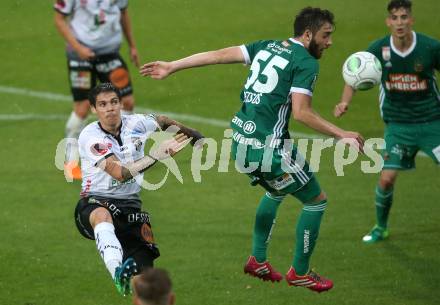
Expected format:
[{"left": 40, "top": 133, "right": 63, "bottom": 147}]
[
  {"left": 75, "top": 83, "right": 203, "bottom": 296},
  {"left": 54, "top": 0, "right": 139, "bottom": 179}
]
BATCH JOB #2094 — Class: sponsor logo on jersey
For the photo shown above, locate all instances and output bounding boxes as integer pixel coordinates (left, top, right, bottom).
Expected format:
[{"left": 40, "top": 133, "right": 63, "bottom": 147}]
[
  {"left": 90, "top": 142, "right": 108, "bottom": 156},
  {"left": 243, "top": 121, "right": 256, "bottom": 135},
  {"left": 96, "top": 59, "right": 123, "bottom": 73},
  {"left": 70, "top": 71, "right": 91, "bottom": 89},
  {"left": 231, "top": 116, "right": 243, "bottom": 128},
  {"left": 267, "top": 43, "right": 292, "bottom": 55},
  {"left": 141, "top": 223, "right": 155, "bottom": 244},
  {"left": 414, "top": 61, "right": 424, "bottom": 72},
  {"left": 386, "top": 74, "right": 427, "bottom": 92},
  {"left": 267, "top": 173, "right": 295, "bottom": 191},
  {"left": 55, "top": 0, "right": 66, "bottom": 9},
  {"left": 69, "top": 60, "right": 92, "bottom": 68},
  {"left": 232, "top": 131, "right": 265, "bottom": 148},
  {"left": 132, "top": 137, "right": 143, "bottom": 151},
  {"left": 243, "top": 90, "right": 262, "bottom": 104},
  {"left": 382, "top": 46, "right": 391, "bottom": 61}
]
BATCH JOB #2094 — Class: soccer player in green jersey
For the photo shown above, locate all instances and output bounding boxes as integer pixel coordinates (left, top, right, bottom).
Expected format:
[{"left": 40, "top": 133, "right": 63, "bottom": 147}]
[
  {"left": 141, "top": 7, "right": 364, "bottom": 292},
  {"left": 335, "top": 0, "right": 440, "bottom": 243}
]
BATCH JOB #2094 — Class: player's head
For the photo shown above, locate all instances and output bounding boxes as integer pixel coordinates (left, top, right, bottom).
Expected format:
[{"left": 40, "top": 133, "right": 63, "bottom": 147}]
[
  {"left": 386, "top": 0, "right": 413, "bottom": 38},
  {"left": 132, "top": 268, "right": 175, "bottom": 305},
  {"left": 89, "top": 83, "right": 122, "bottom": 128},
  {"left": 293, "top": 7, "right": 335, "bottom": 59}
]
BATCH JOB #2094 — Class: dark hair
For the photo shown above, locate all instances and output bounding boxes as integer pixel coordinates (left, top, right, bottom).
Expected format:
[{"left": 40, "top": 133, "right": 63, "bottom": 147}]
[
  {"left": 88, "top": 82, "right": 121, "bottom": 107},
  {"left": 293, "top": 7, "right": 335, "bottom": 37},
  {"left": 133, "top": 268, "right": 172, "bottom": 305},
  {"left": 387, "top": 0, "right": 412, "bottom": 13}
]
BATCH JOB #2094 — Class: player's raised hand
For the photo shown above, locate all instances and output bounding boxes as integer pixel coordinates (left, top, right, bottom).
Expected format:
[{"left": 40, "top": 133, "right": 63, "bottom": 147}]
[
  {"left": 140, "top": 61, "right": 173, "bottom": 79},
  {"left": 338, "top": 131, "right": 365, "bottom": 153},
  {"left": 334, "top": 102, "right": 349, "bottom": 118},
  {"left": 150, "top": 133, "right": 191, "bottom": 160}
]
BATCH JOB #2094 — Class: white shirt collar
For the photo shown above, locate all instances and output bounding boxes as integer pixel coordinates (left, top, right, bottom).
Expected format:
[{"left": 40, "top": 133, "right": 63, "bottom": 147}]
[
  {"left": 390, "top": 31, "right": 416, "bottom": 58},
  {"left": 289, "top": 38, "right": 304, "bottom": 47}
]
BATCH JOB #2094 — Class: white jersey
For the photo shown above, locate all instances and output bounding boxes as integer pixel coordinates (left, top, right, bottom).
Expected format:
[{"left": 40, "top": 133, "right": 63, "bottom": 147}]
[
  {"left": 54, "top": 0, "right": 128, "bottom": 53},
  {"left": 78, "top": 114, "right": 159, "bottom": 199}
]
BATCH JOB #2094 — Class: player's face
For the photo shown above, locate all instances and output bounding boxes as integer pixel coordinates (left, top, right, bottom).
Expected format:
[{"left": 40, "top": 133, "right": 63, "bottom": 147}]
[
  {"left": 386, "top": 8, "right": 413, "bottom": 39},
  {"left": 310, "top": 22, "right": 334, "bottom": 59},
  {"left": 93, "top": 91, "right": 122, "bottom": 128}
]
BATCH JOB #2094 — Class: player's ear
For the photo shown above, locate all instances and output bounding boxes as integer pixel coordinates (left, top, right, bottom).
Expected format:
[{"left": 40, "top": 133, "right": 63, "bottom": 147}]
[
  {"left": 91, "top": 105, "right": 97, "bottom": 114},
  {"left": 385, "top": 17, "right": 391, "bottom": 27},
  {"left": 304, "top": 29, "right": 313, "bottom": 42}
]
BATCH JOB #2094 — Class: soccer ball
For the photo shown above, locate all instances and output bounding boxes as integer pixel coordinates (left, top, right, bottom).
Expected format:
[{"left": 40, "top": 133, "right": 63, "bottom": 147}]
[{"left": 342, "top": 51, "right": 382, "bottom": 90}]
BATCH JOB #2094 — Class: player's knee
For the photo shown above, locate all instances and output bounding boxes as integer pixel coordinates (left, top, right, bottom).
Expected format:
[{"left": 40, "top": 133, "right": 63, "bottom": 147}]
[
  {"left": 74, "top": 100, "right": 90, "bottom": 119},
  {"left": 121, "top": 95, "right": 134, "bottom": 111},
  {"left": 310, "top": 191, "right": 327, "bottom": 204},
  {"left": 89, "top": 207, "right": 113, "bottom": 228},
  {"left": 379, "top": 175, "right": 397, "bottom": 190}
]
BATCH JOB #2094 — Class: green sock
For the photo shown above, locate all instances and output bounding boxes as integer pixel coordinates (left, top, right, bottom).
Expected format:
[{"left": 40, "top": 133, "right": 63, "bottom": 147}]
[
  {"left": 252, "top": 193, "right": 283, "bottom": 263},
  {"left": 293, "top": 200, "right": 327, "bottom": 275},
  {"left": 375, "top": 186, "right": 393, "bottom": 229}
]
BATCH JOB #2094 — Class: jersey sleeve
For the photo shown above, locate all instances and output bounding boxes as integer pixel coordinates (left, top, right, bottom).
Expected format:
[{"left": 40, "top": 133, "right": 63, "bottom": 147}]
[
  {"left": 240, "top": 40, "right": 271, "bottom": 65},
  {"left": 290, "top": 57, "right": 319, "bottom": 96},
  {"left": 141, "top": 114, "right": 160, "bottom": 133},
  {"left": 117, "top": 0, "right": 129, "bottom": 10},
  {"left": 54, "top": 0, "right": 75, "bottom": 15},
  {"left": 78, "top": 131, "right": 114, "bottom": 167}
]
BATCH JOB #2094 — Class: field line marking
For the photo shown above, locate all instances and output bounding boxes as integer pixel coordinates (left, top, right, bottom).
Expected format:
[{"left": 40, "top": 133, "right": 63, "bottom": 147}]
[
  {"left": 0, "top": 84, "right": 323, "bottom": 139},
  {"left": 0, "top": 85, "right": 430, "bottom": 158}
]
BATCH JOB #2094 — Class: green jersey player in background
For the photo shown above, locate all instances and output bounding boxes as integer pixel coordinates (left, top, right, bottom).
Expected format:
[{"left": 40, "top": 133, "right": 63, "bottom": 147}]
[
  {"left": 335, "top": 0, "right": 440, "bottom": 243},
  {"left": 141, "top": 7, "right": 364, "bottom": 292}
]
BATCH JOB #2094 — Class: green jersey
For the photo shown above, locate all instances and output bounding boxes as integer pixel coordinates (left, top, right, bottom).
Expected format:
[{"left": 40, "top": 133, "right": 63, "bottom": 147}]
[
  {"left": 367, "top": 32, "right": 440, "bottom": 123},
  {"left": 231, "top": 39, "right": 319, "bottom": 148}
]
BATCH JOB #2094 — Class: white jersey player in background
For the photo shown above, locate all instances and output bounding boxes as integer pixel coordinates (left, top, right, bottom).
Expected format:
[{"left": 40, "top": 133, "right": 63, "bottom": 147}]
[{"left": 54, "top": 0, "right": 139, "bottom": 180}]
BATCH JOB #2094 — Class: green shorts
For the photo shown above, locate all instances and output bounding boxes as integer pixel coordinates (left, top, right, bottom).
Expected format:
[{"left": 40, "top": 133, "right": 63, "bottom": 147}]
[
  {"left": 383, "top": 120, "right": 440, "bottom": 170},
  {"left": 231, "top": 141, "right": 322, "bottom": 203}
]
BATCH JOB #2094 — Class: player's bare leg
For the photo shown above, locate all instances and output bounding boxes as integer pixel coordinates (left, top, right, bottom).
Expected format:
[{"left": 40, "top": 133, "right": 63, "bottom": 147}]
[
  {"left": 90, "top": 207, "right": 137, "bottom": 296},
  {"left": 64, "top": 99, "right": 90, "bottom": 180},
  {"left": 363, "top": 169, "right": 398, "bottom": 243}
]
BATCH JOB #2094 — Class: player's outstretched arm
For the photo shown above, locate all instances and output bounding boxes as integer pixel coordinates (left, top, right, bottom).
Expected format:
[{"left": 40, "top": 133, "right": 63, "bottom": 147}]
[
  {"left": 292, "top": 93, "right": 364, "bottom": 152},
  {"left": 98, "top": 134, "right": 190, "bottom": 182},
  {"left": 334, "top": 84, "right": 356, "bottom": 118},
  {"left": 155, "top": 115, "right": 204, "bottom": 146},
  {"left": 140, "top": 46, "right": 245, "bottom": 79}
]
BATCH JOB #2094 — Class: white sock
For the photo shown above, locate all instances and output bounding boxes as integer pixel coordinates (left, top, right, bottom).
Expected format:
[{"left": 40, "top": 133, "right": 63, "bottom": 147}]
[
  {"left": 121, "top": 109, "right": 134, "bottom": 116},
  {"left": 94, "top": 222, "right": 123, "bottom": 279},
  {"left": 65, "top": 111, "right": 86, "bottom": 139}
]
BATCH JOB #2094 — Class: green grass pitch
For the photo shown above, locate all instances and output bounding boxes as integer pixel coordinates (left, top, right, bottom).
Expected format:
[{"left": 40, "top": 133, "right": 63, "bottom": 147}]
[{"left": 0, "top": 1, "right": 439, "bottom": 305}]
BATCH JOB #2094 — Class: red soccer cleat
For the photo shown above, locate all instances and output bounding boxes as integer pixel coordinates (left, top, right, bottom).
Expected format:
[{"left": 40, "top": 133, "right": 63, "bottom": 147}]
[
  {"left": 243, "top": 256, "right": 283, "bottom": 282},
  {"left": 286, "top": 267, "right": 333, "bottom": 293}
]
